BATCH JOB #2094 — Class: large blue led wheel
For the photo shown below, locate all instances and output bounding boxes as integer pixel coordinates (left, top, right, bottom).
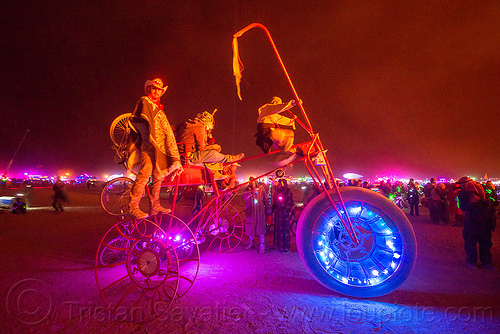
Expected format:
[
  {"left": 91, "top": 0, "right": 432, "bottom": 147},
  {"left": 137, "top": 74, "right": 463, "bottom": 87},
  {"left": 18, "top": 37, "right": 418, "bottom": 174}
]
[{"left": 296, "top": 187, "right": 416, "bottom": 297}]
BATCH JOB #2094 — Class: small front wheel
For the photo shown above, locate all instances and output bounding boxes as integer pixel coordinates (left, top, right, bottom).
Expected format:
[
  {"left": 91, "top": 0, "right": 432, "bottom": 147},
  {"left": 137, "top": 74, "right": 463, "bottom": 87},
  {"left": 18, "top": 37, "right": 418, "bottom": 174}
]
[
  {"left": 100, "top": 177, "right": 134, "bottom": 215},
  {"left": 95, "top": 217, "right": 180, "bottom": 323},
  {"left": 297, "top": 187, "right": 417, "bottom": 298}
]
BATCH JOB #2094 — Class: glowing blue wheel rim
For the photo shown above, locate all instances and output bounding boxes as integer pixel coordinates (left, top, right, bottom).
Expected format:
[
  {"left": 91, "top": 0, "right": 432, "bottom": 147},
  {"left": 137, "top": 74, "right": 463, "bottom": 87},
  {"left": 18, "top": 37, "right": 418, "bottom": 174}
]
[{"left": 312, "top": 201, "right": 404, "bottom": 287}]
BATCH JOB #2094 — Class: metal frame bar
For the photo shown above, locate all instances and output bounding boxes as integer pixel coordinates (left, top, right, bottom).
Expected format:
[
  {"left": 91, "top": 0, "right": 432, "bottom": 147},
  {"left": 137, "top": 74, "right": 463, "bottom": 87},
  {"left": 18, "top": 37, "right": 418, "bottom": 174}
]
[{"left": 233, "top": 23, "right": 358, "bottom": 244}]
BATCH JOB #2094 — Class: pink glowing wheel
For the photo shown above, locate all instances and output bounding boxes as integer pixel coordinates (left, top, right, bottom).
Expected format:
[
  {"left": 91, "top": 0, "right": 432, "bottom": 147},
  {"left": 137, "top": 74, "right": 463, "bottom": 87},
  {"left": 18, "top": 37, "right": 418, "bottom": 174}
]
[
  {"left": 148, "top": 213, "right": 200, "bottom": 299},
  {"left": 206, "top": 201, "right": 245, "bottom": 253},
  {"left": 95, "top": 217, "right": 181, "bottom": 323}
]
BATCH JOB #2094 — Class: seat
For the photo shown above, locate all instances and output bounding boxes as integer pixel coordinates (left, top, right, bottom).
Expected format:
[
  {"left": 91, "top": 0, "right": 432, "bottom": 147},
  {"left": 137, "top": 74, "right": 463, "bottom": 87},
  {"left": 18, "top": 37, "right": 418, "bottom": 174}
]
[{"left": 161, "top": 143, "right": 224, "bottom": 187}]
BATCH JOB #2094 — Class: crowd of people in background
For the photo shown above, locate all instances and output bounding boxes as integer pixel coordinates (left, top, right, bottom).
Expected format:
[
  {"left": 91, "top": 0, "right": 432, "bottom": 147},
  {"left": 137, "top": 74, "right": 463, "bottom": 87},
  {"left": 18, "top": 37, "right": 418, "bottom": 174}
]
[
  {"left": 343, "top": 177, "right": 498, "bottom": 229},
  {"left": 343, "top": 176, "right": 498, "bottom": 271}
]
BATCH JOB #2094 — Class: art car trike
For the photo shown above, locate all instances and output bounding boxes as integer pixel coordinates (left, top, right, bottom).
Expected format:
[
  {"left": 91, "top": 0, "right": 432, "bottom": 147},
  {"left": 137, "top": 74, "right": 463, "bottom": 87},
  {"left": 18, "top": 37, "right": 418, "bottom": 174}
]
[{"left": 94, "top": 23, "right": 417, "bottom": 323}]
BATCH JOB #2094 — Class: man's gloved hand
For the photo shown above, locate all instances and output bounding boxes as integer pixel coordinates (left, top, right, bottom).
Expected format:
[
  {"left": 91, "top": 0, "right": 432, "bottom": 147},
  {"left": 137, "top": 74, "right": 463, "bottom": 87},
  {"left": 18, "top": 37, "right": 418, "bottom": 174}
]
[{"left": 167, "top": 161, "right": 183, "bottom": 180}]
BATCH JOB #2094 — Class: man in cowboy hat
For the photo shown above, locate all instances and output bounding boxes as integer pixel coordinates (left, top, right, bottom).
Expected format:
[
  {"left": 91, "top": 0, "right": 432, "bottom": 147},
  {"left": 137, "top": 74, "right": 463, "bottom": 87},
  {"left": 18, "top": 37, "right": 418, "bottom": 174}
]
[
  {"left": 127, "top": 77, "right": 183, "bottom": 219},
  {"left": 176, "top": 109, "right": 244, "bottom": 165}
]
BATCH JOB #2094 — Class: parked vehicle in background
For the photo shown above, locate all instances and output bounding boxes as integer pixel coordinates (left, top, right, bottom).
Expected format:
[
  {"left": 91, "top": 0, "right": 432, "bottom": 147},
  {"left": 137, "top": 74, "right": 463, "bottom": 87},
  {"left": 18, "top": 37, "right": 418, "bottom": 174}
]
[{"left": 0, "top": 193, "right": 28, "bottom": 210}]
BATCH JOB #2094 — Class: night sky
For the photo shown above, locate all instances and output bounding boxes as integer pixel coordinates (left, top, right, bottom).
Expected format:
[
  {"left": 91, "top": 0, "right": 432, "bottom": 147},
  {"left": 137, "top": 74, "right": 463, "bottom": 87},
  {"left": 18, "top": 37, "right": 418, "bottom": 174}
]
[{"left": 1, "top": 1, "right": 499, "bottom": 180}]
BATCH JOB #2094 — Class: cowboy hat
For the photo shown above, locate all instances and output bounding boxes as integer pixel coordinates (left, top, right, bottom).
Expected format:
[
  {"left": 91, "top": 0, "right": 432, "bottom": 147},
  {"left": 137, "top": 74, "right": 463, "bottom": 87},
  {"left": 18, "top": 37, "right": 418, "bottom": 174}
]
[{"left": 144, "top": 78, "right": 168, "bottom": 95}]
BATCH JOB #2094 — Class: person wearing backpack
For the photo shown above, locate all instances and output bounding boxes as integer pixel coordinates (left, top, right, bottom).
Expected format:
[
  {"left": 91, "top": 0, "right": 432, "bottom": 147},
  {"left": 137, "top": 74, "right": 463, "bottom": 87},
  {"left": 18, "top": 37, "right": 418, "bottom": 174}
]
[
  {"left": 272, "top": 178, "right": 294, "bottom": 254},
  {"left": 457, "top": 176, "right": 495, "bottom": 270}
]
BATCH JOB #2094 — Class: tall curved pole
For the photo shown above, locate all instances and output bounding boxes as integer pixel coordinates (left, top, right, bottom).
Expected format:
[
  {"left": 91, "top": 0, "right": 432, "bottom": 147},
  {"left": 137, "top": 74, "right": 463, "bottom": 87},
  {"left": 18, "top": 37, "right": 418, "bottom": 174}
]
[
  {"left": 233, "top": 23, "right": 358, "bottom": 244},
  {"left": 233, "top": 23, "right": 314, "bottom": 135}
]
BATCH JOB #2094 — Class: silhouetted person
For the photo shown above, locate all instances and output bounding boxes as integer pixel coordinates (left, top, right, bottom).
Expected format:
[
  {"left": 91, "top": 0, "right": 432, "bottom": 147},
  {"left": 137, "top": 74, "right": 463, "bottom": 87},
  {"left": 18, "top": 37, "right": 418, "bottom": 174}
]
[
  {"left": 431, "top": 182, "right": 448, "bottom": 224},
  {"left": 11, "top": 197, "right": 27, "bottom": 214},
  {"left": 379, "top": 180, "right": 392, "bottom": 198},
  {"left": 362, "top": 181, "right": 373, "bottom": 189},
  {"left": 273, "top": 178, "right": 294, "bottom": 253},
  {"left": 407, "top": 182, "right": 419, "bottom": 216},
  {"left": 52, "top": 178, "right": 67, "bottom": 212},
  {"left": 457, "top": 176, "right": 495, "bottom": 270},
  {"left": 243, "top": 177, "right": 268, "bottom": 254},
  {"left": 423, "top": 178, "right": 437, "bottom": 222}
]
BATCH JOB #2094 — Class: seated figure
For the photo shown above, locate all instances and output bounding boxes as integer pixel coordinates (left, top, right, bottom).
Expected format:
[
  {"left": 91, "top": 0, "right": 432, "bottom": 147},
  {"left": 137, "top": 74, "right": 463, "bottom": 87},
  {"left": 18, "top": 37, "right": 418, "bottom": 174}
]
[
  {"left": 255, "top": 96, "right": 301, "bottom": 165},
  {"left": 176, "top": 110, "right": 244, "bottom": 165}
]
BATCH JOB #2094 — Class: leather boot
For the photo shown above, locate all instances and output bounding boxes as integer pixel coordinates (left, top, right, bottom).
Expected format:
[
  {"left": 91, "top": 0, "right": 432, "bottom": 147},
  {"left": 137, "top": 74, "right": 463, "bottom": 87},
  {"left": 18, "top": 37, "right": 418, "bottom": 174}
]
[
  {"left": 129, "top": 202, "right": 148, "bottom": 219},
  {"left": 150, "top": 201, "right": 171, "bottom": 215}
]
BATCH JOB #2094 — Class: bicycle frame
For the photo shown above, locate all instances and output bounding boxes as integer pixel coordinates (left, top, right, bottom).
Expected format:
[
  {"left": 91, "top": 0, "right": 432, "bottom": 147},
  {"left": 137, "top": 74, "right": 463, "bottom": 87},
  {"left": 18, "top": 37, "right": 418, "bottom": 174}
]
[{"left": 106, "top": 23, "right": 359, "bottom": 245}]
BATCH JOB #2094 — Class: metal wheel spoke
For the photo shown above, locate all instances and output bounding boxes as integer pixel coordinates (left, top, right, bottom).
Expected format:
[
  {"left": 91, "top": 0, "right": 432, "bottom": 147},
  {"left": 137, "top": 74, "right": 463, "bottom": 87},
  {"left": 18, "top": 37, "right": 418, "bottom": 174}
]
[
  {"left": 96, "top": 218, "right": 181, "bottom": 322},
  {"left": 207, "top": 204, "right": 244, "bottom": 253},
  {"left": 101, "top": 274, "right": 130, "bottom": 292}
]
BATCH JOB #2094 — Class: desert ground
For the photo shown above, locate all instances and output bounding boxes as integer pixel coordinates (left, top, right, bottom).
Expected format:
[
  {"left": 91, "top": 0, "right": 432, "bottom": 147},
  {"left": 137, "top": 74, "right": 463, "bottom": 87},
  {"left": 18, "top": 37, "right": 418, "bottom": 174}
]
[{"left": 0, "top": 185, "right": 499, "bottom": 333}]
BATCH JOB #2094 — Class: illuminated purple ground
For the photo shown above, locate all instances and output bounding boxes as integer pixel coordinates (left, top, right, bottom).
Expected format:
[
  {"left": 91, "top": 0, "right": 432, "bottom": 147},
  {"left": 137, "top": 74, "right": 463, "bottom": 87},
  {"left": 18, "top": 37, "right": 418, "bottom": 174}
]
[{"left": 0, "top": 186, "right": 499, "bottom": 333}]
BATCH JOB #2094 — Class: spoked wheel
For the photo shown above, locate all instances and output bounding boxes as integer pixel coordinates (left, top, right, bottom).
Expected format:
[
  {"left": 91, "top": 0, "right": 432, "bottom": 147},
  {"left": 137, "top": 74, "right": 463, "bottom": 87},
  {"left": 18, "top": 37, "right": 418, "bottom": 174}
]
[
  {"left": 276, "top": 169, "right": 285, "bottom": 178},
  {"left": 148, "top": 213, "right": 200, "bottom": 299},
  {"left": 99, "top": 236, "right": 131, "bottom": 266},
  {"left": 297, "top": 187, "right": 417, "bottom": 298},
  {"left": 95, "top": 217, "right": 180, "bottom": 323},
  {"left": 100, "top": 177, "right": 134, "bottom": 215},
  {"left": 290, "top": 206, "right": 303, "bottom": 237},
  {"left": 206, "top": 202, "right": 245, "bottom": 253},
  {"left": 290, "top": 218, "right": 297, "bottom": 237},
  {"left": 110, "top": 113, "right": 132, "bottom": 146}
]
